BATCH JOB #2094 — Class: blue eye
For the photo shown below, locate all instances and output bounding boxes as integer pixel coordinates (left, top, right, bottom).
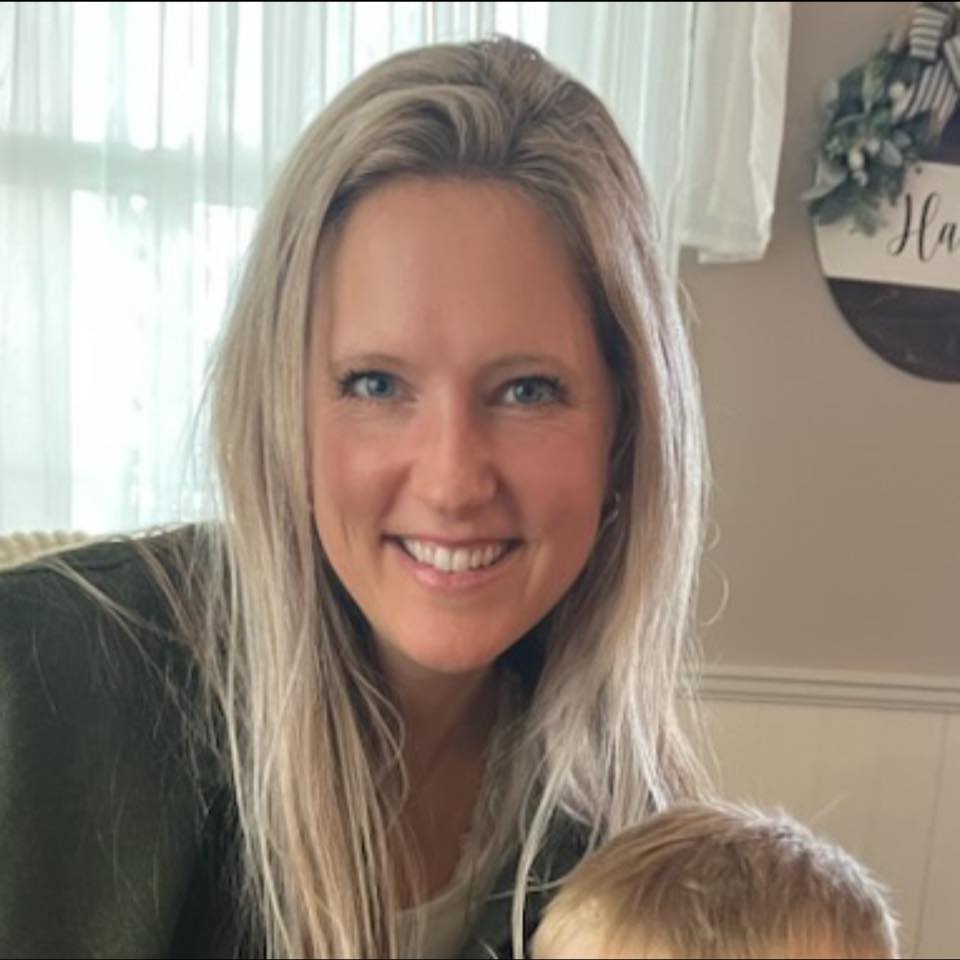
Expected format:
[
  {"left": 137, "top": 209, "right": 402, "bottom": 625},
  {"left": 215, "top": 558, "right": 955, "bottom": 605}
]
[
  {"left": 340, "top": 370, "right": 397, "bottom": 400},
  {"left": 503, "top": 377, "right": 564, "bottom": 406}
]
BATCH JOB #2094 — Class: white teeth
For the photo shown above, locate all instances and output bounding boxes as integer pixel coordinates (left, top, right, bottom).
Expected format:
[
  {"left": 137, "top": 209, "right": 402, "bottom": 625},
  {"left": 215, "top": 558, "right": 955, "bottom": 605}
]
[{"left": 400, "top": 538, "right": 511, "bottom": 573}]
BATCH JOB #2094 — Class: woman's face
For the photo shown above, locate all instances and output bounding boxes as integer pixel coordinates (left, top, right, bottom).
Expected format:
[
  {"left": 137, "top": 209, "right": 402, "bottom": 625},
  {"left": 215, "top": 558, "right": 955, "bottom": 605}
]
[{"left": 309, "top": 177, "right": 615, "bottom": 682}]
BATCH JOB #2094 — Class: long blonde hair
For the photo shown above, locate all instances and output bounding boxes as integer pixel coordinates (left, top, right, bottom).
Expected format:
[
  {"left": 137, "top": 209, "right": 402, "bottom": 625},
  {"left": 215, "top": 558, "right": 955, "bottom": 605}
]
[{"left": 99, "top": 36, "right": 709, "bottom": 958}]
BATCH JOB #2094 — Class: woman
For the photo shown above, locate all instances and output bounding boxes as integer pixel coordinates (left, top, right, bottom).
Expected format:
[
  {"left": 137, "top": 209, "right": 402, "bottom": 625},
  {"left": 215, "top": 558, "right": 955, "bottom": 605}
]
[{"left": 0, "top": 36, "right": 708, "bottom": 959}]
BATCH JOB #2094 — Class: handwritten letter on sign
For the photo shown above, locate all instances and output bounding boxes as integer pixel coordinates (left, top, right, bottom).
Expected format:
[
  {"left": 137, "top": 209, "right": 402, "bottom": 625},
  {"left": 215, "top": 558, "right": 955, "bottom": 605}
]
[{"left": 815, "top": 162, "right": 960, "bottom": 381}]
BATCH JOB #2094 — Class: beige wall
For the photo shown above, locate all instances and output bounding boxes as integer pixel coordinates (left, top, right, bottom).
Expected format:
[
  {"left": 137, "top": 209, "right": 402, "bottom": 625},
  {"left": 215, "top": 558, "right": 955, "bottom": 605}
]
[
  {"left": 704, "top": 697, "right": 960, "bottom": 958},
  {"left": 684, "top": 2, "right": 960, "bottom": 675}
]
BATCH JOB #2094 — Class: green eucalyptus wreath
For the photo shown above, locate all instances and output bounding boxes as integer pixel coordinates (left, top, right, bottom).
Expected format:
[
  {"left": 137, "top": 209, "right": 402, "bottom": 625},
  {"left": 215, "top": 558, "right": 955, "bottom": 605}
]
[{"left": 805, "top": 44, "right": 936, "bottom": 236}]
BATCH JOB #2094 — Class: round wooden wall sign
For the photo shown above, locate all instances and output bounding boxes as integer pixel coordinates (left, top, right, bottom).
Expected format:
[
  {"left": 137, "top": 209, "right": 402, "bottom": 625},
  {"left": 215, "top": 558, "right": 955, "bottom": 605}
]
[{"left": 814, "top": 121, "right": 960, "bottom": 382}]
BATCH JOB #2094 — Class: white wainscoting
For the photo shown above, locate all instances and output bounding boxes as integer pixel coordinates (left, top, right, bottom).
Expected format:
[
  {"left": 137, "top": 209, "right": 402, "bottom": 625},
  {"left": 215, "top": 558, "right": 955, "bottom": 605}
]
[{"left": 699, "top": 666, "right": 960, "bottom": 959}]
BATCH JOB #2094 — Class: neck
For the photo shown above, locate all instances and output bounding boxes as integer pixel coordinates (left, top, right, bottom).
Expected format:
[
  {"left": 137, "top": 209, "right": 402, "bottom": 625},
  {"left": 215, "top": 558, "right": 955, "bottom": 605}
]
[
  {"left": 381, "top": 653, "right": 500, "bottom": 772},
  {"left": 381, "top": 659, "right": 502, "bottom": 905}
]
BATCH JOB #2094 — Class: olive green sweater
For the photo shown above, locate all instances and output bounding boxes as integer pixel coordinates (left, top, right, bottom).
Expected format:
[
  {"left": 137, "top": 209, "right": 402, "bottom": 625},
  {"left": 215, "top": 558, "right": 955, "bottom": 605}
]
[{"left": 0, "top": 535, "right": 582, "bottom": 958}]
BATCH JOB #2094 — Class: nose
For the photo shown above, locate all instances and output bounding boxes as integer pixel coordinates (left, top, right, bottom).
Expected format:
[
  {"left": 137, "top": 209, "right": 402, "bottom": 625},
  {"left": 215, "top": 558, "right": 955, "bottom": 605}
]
[{"left": 408, "top": 393, "right": 499, "bottom": 518}]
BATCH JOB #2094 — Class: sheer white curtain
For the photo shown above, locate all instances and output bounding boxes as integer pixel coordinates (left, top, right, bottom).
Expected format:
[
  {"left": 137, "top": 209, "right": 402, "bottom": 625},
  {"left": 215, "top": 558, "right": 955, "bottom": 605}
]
[{"left": 0, "top": 1, "right": 790, "bottom": 535}]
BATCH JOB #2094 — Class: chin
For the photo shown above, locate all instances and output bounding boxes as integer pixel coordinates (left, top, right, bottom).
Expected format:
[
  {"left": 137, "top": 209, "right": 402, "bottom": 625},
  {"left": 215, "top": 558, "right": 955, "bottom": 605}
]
[
  {"left": 382, "top": 625, "right": 514, "bottom": 677},
  {"left": 407, "top": 645, "right": 504, "bottom": 677}
]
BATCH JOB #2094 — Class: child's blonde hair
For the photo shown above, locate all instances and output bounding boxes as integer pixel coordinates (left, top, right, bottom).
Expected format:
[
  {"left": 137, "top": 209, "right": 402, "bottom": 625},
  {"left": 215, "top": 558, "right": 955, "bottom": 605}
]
[{"left": 532, "top": 802, "right": 899, "bottom": 959}]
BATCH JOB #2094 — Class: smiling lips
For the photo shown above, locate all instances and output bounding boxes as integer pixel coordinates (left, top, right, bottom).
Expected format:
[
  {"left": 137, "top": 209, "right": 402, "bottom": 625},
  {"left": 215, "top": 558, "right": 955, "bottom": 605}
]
[{"left": 391, "top": 536, "right": 518, "bottom": 573}]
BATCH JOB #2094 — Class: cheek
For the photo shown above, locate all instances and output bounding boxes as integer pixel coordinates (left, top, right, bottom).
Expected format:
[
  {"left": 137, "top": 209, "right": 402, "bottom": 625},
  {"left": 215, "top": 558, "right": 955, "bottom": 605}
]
[
  {"left": 308, "top": 416, "right": 399, "bottom": 538},
  {"left": 507, "top": 426, "right": 608, "bottom": 532}
]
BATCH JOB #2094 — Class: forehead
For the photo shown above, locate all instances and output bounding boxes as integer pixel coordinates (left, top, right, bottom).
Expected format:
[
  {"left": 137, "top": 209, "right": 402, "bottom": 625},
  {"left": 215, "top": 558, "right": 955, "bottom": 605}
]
[{"left": 316, "top": 177, "right": 597, "bottom": 364}]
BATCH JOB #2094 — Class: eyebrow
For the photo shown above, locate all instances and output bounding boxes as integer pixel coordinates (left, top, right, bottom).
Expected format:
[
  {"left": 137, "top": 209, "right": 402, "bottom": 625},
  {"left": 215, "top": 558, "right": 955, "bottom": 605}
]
[
  {"left": 484, "top": 353, "right": 573, "bottom": 375},
  {"left": 330, "top": 351, "right": 575, "bottom": 376},
  {"left": 329, "top": 352, "right": 416, "bottom": 373}
]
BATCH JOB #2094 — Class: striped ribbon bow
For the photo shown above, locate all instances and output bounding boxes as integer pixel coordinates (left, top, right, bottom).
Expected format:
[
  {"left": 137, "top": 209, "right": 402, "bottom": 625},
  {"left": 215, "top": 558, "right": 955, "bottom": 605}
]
[{"left": 893, "top": 1, "right": 960, "bottom": 133}]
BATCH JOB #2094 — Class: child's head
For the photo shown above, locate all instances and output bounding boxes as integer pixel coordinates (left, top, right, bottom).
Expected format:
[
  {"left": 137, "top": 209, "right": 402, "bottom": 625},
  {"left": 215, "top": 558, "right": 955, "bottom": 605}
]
[{"left": 530, "top": 802, "right": 899, "bottom": 959}]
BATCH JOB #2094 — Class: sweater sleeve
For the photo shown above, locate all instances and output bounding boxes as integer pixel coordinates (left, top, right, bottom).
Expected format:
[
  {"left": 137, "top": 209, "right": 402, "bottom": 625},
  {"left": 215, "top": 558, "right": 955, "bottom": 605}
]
[{"left": 0, "top": 540, "right": 210, "bottom": 958}]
